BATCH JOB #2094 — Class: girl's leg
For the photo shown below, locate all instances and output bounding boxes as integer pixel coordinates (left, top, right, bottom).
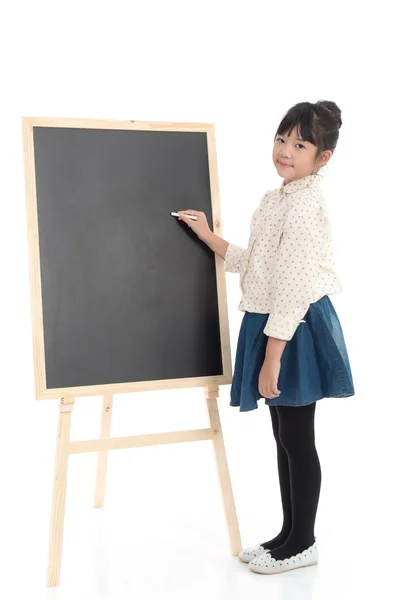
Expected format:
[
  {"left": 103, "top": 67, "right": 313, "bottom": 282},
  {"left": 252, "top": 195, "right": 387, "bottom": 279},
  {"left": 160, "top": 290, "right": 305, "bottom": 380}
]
[
  {"left": 267, "top": 401, "right": 321, "bottom": 561},
  {"left": 260, "top": 406, "right": 292, "bottom": 549}
]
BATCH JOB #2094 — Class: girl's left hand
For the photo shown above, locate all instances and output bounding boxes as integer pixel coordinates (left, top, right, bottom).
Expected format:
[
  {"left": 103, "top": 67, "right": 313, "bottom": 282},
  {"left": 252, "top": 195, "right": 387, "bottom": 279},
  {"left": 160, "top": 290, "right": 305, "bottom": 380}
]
[{"left": 259, "top": 358, "right": 282, "bottom": 399}]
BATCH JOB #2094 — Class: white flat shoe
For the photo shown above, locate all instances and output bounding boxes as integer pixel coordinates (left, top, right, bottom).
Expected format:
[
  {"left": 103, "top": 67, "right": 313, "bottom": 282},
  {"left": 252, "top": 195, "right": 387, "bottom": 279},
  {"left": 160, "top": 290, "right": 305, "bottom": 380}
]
[
  {"left": 248, "top": 538, "right": 318, "bottom": 574},
  {"left": 238, "top": 544, "right": 270, "bottom": 563}
]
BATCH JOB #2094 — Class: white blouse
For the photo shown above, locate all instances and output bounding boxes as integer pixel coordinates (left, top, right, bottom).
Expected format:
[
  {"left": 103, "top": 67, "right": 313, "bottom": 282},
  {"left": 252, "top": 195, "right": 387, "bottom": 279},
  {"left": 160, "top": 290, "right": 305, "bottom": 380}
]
[{"left": 224, "top": 173, "right": 342, "bottom": 341}]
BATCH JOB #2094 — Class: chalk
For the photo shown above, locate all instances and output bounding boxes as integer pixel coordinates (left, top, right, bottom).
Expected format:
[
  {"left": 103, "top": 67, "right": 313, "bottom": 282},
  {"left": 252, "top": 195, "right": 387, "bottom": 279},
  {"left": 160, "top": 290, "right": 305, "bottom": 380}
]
[{"left": 170, "top": 211, "right": 198, "bottom": 221}]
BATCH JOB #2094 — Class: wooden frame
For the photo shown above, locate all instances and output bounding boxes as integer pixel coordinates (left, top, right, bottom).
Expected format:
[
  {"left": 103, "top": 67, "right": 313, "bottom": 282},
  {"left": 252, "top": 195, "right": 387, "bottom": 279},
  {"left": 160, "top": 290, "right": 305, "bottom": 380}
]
[
  {"left": 21, "top": 117, "right": 233, "bottom": 400},
  {"left": 21, "top": 117, "right": 242, "bottom": 587}
]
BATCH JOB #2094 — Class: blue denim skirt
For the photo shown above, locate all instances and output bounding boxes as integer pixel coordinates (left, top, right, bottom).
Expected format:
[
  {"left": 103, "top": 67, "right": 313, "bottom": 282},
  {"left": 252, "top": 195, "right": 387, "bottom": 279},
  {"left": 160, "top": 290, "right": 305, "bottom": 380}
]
[{"left": 230, "top": 295, "right": 355, "bottom": 411}]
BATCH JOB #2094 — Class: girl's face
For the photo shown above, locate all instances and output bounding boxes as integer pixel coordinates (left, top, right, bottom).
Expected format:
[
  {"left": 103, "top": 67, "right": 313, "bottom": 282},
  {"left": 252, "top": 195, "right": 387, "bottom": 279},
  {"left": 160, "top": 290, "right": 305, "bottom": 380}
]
[{"left": 272, "top": 125, "right": 332, "bottom": 184}]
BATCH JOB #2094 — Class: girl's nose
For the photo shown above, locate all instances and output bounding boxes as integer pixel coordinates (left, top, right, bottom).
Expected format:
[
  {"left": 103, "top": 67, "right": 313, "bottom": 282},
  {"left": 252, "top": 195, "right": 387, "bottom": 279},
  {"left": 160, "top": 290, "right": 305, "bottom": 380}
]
[
  {"left": 279, "top": 146, "right": 291, "bottom": 159},
  {"left": 281, "top": 146, "right": 292, "bottom": 156}
]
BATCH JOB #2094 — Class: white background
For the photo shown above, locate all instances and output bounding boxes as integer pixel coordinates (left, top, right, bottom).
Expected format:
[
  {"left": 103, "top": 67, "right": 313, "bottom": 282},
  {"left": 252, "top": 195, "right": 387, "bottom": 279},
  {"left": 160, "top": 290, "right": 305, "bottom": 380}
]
[{"left": 1, "top": 1, "right": 399, "bottom": 598}]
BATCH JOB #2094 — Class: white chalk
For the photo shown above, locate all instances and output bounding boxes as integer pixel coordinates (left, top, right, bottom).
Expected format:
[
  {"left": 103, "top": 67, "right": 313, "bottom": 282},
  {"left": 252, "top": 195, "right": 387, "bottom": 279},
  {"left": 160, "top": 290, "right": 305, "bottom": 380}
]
[{"left": 170, "top": 211, "right": 198, "bottom": 221}]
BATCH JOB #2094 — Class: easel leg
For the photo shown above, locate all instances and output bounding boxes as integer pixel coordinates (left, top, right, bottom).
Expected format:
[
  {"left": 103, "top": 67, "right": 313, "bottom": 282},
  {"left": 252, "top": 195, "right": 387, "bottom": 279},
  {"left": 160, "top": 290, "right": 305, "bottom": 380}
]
[
  {"left": 47, "top": 397, "right": 75, "bottom": 587},
  {"left": 94, "top": 393, "right": 114, "bottom": 508},
  {"left": 205, "top": 385, "right": 242, "bottom": 556}
]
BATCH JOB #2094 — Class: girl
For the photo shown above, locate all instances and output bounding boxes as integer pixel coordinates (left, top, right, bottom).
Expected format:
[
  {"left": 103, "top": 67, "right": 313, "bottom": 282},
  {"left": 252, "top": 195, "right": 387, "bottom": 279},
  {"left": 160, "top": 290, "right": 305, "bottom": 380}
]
[{"left": 177, "top": 100, "right": 355, "bottom": 575}]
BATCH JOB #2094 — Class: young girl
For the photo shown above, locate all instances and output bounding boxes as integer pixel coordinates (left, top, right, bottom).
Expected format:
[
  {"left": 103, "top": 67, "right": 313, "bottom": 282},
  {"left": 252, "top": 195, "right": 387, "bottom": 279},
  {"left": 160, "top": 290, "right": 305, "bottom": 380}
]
[{"left": 177, "top": 100, "right": 355, "bottom": 575}]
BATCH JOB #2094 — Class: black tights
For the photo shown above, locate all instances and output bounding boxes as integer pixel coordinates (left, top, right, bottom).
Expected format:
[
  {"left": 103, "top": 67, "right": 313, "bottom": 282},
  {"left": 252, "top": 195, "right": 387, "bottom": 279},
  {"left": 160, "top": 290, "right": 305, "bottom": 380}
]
[{"left": 261, "top": 402, "right": 321, "bottom": 559}]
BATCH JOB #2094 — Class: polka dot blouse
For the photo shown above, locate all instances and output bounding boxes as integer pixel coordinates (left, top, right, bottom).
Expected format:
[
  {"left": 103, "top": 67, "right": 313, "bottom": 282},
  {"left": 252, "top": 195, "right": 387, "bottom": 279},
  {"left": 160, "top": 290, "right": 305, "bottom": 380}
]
[{"left": 224, "top": 174, "right": 342, "bottom": 341}]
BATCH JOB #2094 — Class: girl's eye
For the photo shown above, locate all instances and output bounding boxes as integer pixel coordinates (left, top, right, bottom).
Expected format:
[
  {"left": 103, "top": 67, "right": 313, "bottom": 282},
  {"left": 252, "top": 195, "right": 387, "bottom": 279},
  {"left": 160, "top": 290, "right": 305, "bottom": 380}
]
[{"left": 276, "top": 137, "right": 305, "bottom": 149}]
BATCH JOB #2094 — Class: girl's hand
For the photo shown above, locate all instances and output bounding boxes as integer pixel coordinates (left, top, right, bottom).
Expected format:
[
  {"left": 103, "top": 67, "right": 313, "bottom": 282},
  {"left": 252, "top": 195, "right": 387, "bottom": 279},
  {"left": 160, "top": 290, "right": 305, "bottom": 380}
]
[
  {"left": 177, "top": 210, "right": 212, "bottom": 241},
  {"left": 259, "top": 357, "right": 282, "bottom": 399}
]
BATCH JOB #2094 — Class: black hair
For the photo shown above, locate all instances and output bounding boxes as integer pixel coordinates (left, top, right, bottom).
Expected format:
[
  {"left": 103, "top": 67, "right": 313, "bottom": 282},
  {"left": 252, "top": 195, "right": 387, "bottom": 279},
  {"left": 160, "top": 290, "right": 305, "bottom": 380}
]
[{"left": 275, "top": 100, "right": 342, "bottom": 163}]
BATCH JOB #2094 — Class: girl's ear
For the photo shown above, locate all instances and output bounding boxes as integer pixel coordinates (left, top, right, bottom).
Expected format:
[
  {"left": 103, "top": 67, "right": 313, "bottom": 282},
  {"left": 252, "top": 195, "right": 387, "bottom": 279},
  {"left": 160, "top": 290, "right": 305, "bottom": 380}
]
[{"left": 318, "top": 150, "right": 332, "bottom": 167}]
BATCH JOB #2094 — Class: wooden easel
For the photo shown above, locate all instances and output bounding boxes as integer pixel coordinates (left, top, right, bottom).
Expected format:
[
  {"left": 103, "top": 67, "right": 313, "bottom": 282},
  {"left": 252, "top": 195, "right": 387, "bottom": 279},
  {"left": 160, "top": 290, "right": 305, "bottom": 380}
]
[
  {"left": 46, "top": 384, "right": 242, "bottom": 587},
  {"left": 21, "top": 116, "right": 241, "bottom": 587}
]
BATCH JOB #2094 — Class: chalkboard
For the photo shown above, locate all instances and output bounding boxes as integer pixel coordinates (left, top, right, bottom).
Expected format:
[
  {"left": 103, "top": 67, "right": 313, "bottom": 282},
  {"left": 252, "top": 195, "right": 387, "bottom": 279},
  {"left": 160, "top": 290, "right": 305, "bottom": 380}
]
[{"left": 22, "top": 118, "right": 232, "bottom": 400}]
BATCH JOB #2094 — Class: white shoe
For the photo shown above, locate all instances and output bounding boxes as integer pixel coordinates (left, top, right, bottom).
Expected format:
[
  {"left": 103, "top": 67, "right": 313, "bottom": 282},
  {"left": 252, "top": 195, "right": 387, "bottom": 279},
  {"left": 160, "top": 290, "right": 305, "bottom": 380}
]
[
  {"left": 238, "top": 544, "right": 270, "bottom": 563},
  {"left": 248, "top": 538, "right": 319, "bottom": 574}
]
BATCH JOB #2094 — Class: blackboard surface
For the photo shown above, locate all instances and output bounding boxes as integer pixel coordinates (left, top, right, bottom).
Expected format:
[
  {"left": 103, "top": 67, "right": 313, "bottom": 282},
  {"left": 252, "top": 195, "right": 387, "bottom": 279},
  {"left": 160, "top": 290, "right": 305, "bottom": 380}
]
[{"left": 32, "top": 126, "right": 223, "bottom": 389}]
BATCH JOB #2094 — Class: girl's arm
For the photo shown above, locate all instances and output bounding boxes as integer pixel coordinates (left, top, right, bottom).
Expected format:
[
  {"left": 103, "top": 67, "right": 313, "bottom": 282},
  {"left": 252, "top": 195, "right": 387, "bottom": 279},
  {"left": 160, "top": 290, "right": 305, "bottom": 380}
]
[
  {"left": 265, "top": 337, "right": 287, "bottom": 361},
  {"left": 202, "top": 232, "right": 248, "bottom": 274},
  {"left": 263, "top": 203, "right": 323, "bottom": 341},
  {"left": 178, "top": 210, "right": 247, "bottom": 272},
  {"left": 201, "top": 231, "right": 230, "bottom": 260}
]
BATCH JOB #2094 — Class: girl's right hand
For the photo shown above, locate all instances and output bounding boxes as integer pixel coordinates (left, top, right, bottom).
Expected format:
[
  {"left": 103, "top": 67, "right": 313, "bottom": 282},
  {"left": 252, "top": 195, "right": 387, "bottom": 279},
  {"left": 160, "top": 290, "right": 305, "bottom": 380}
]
[{"left": 177, "top": 209, "right": 212, "bottom": 241}]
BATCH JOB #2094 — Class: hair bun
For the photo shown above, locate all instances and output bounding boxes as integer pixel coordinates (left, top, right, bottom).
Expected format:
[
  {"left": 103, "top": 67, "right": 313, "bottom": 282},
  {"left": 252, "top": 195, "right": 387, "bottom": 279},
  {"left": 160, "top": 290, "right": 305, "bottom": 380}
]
[{"left": 315, "top": 100, "right": 342, "bottom": 129}]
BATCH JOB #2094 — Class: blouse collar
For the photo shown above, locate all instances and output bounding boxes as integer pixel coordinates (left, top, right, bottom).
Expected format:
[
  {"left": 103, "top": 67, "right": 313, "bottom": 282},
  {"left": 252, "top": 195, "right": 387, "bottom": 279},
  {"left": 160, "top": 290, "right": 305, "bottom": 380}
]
[{"left": 279, "top": 173, "right": 323, "bottom": 196}]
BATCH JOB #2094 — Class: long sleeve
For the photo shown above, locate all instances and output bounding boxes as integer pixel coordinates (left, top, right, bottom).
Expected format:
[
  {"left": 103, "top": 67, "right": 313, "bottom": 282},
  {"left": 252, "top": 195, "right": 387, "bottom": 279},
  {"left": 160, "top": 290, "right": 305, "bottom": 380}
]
[
  {"left": 263, "top": 203, "right": 324, "bottom": 341},
  {"left": 224, "top": 243, "right": 248, "bottom": 274}
]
